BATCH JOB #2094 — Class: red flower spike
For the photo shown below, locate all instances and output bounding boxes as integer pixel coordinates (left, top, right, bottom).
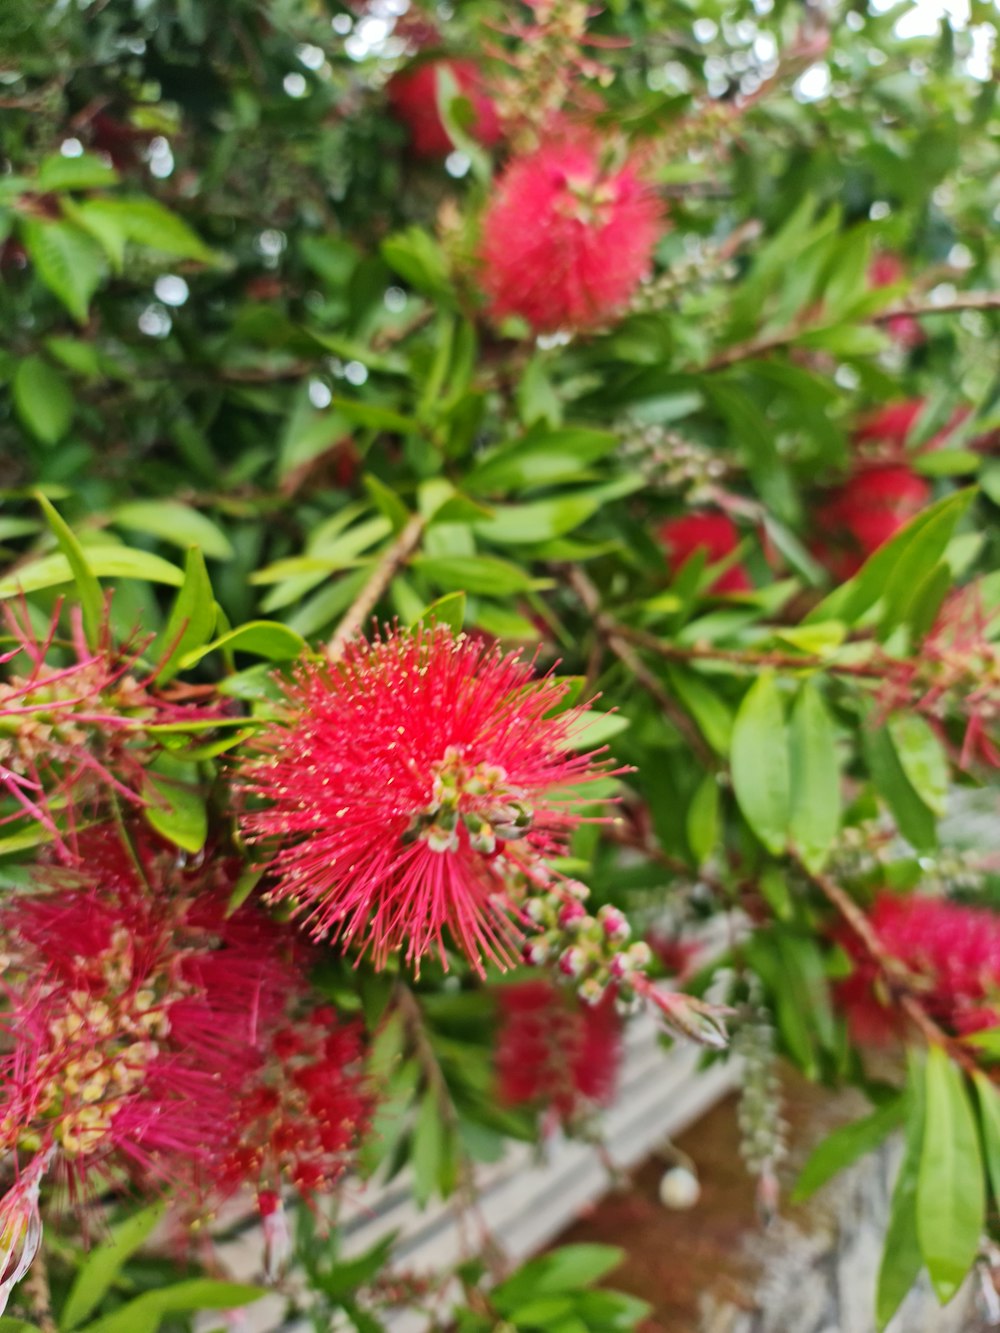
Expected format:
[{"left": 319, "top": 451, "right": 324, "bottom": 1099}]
[
  {"left": 836, "top": 892, "right": 1000, "bottom": 1043},
  {"left": 239, "top": 626, "right": 613, "bottom": 976},
  {"left": 387, "top": 60, "right": 501, "bottom": 158},
  {"left": 0, "top": 825, "right": 300, "bottom": 1203},
  {"left": 495, "top": 979, "right": 621, "bottom": 1123},
  {"left": 867, "top": 253, "right": 924, "bottom": 348},
  {"left": 659, "top": 511, "right": 751, "bottom": 594},
  {"left": 479, "top": 140, "right": 662, "bottom": 333}
]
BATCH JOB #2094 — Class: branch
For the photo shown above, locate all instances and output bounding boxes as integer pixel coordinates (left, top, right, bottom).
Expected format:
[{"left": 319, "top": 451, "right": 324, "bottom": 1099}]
[
  {"left": 609, "top": 622, "right": 885, "bottom": 680},
  {"left": 327, "top": 513, "right": 425, "bottom": 660},
  {"left": 802, "top": 859, "right": 980, "bottom": 1076},
  {"left": 564, "top": 566, "right": 718, "bottom": 769},
  {"left": 872, "top": 290, "right": 1000, "bottom": 321}
]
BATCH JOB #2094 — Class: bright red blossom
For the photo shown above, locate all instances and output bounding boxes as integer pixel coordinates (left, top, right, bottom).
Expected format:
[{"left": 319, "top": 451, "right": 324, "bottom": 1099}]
[
  {"left": 495, "top": 979, "right": 622, "bottom": 1123},
  {"left": 479, "top": 141, "right": 661, "bottom": 333},
  {"left": 836, "top": 892, "right": 1000, "bottom": 1043},
  {"left": 387, "top": 60, "right": 501, "bottom": 158},
  {"left": 658, "top": 512, "right": 751, "bottom": 594},
  {"left": 212, "top": 1007, "right": 371, "bottom": 1203},
  {"left": 0, "top": 826, "right": 299, "bottom": 1199},
  {"left": 239, "top": 626, "right": 611, "bottom": 975},
  {"left": 813, "top": 464, "right": 930, "bottom": 580}
]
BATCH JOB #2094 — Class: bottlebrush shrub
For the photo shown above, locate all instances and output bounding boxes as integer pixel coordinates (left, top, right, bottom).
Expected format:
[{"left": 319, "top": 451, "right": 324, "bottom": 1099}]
[
  {"left": 387, "top": 60, "right": 501, "bottom": 158},
  {"left": 0, "top": 2, "right": 999, "bottom": 1329},
  {"left": 238, "top": 626, "right": 613, "bottom": 974},
  {"left": 478, "top": 140, "right": 662, "bottom": 332}
]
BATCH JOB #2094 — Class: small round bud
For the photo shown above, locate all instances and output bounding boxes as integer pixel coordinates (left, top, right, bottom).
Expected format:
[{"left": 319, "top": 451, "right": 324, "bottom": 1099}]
[
  {"left": 558, "top": 899, "right": 588, "bottom": 930},
  {"left": 559, "top": 946, "right": 587, "bottom": 978},
  {"left": 627, "top": 940, "right": 652, "bottom": 969},
  {"left": 597, "top": 905, "right": 631, "bottom": 943},
  {"left": 578, "top": 976, "right": 606, "bottom": 1006},
  {"left": 523, "top": 939, "right": 550, "bottom": 966},
  {"left": 659, "top": 1166, "right": 700, "bottom": 1210}
]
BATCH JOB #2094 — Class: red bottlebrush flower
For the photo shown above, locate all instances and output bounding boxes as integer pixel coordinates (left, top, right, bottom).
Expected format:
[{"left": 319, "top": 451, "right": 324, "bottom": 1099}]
[
  {"left": 0, "top": 825, "right": 299, "bottom": 1202},
  {"left": 813, "top": 464, "right": 930, "bottom": 580},
  {"left": 238, "top": 626, "right": 611, "bottom": 975},
  {"left": 479, "top": 141, "right": 662, "bottom": 333},
  {"left": 853, "top": 400, "right": 928, "bottom": 453},
  {"left": 210, "top": 1007, "right": 371, "bottom": 1205},
  {"left": 0, "top": 599, "right": 227, "bottom": 862},
  {"left": 659, "top": 512, "right": 751, "bottom": 594},
  {"left": 387, "top": 60, "right": 501, "bottom": 158},
  {"left": 836, "top": 892, "right": 1000, "bottom": 1043},
  {"left": 867, "top": 253, "right": 924, "bottom": 348},
  {"left": 495, "top": 979, "right": 621, "bottom": 1123}
]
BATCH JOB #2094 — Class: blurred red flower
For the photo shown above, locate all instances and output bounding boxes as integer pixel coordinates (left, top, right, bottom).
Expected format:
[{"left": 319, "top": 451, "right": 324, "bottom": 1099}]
[
  {"left": 659, "top": 511, "right": 751, "bottom": 594},
  {"left": 387, "top": 60, "right": 500, "bottom": 158}
]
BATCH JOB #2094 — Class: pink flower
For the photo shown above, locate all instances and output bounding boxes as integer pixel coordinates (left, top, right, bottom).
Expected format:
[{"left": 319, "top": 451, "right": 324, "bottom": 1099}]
[
  {"left": 479, "top": 141, "right": 661, "bottom": 333},
  {"left": 238, "top": 626, "right": 611, "bottom": 975},
  {"left": 495, "top": 979, "right": 621, "bottom": 1123},
  {"left": 836, "top": 892, "right": 1000, "bottom": 1043},
  {"left": 0, "top": 825, "right": 299, "bottom": 1202},
  {"left": 387, "top": 60, "right": 501, "bottom": 158},
  {"left": 0, "top": 599, "right": 226, "bottom": 862},
  {"left": 658, "top": 512, "right": 752, "bottom": 594}
]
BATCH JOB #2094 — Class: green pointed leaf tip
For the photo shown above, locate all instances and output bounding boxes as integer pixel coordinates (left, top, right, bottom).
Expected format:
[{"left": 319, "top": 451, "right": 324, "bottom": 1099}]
[{"left": 730, "top": 671, "right": 790, "bottom": 855}]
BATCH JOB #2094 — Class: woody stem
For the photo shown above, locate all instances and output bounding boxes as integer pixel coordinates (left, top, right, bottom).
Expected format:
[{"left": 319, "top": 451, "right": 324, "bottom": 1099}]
[{"left": 327, "top": 513, "right": 426, "bottom": 660}]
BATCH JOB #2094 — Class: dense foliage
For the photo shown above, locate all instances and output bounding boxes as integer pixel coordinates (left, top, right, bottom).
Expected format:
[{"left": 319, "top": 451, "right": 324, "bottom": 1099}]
[{"left": 1, "top": 0, "right": 999, "bottom": 1329}]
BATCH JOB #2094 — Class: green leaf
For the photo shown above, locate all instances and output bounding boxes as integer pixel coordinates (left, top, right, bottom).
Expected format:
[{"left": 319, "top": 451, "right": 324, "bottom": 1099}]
[
  {"left": 876, "top": 1069, "right": 926, "bottom": 1330},
  {"left": 381, "top": 227, "right": 454, "bottom": 303},
  {"left": 76, "top": 197, "right": 220, "bottom": 264},
  {"left": 412, "top": 555, "right": 544, "bottom": 597},
  {"left": 666, "top": 666, "right": 733, "bottom": 755},
  {"left": 37, "top": 153, "right": 120, "bottom": 192},
  {"left": 62, "top": 1202, "right": 166, "bottom": 1330},
  {"left": 791, "top": 1097, "right": 905, "bottom": 1203},
  {"left": 730, "top": 671, "right": 790, "bottom": 855},
  {"left": 35, "top": 492, "right": 103, "bottom": 650},
  {"left": 472, "top": 495, "right": 602, "bottom": 545},
  {"left": 567, "top": 710, "right": 629, "bottom": 750},
  {"left": 81, "top": 1281, "right": 265, "bottom": 1333},
  {"left": 143, "top": 754, "right": 208, "bottom": 854},
  {"left": 917, "top": 1046, "right": 984, "bottom": 1304},
  {"left": 411, "top": 1091, "right": 445, "bottom": 1207},
  {"left": 20, "top": 219, "right": 105, "bottom": 324},
  {"left": 493, "top": 1247, "right": 624, "bottom": 1312},
  {"left": 112, "top": 501, "right": 233, "bottom": 560},
  {"left": 466, "top": 428, "right": 619, "bottom": 495},
  {"left": 414, "top": 592, "right": 466, "bottom": 634},
  {"left": 0, "top": 545, "right": 184, "bottom": 601},
  {"left": 686, "top": 772, "right": 720, "bottom": 867},
  {"left": 973, "top": 1071, "right": 1000, "bottom": 1206},
  {"left": 864, "top": 724, "right": 936, "bottom": 852},
  {"left": 363, "top": 474, "right": 410, "bottom": 532},
  {"left": 788, "top": 681, "right": 841, "bottom": 872},
  {"left": 886, "top": 712, "right": 949, "bottom": 818},
  {"left": 155, "top": 547, "right": 217, "bottom": 684},
  {"left": 13, "top": 356, "right": 74, "bottom": 445},
  {"left": 179, "top": 621, "right": 306, "bottom": 667}
]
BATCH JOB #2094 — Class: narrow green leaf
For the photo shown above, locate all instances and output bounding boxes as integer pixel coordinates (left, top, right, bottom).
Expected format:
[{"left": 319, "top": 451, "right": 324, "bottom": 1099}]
[
  {"left": 62, "top": 1203, "right": 166, "bottom": 1330},
  {"left": 155, "top": 548, "right": 216, "bottom": 684},
  {"left": 112, "top": 501, "right": 233, "bottom": 560},
  {"left": 20, "top": 219, "right": 104, "bottom": 324},
  {"left": 876, "top": 1070, "right": 925, "bottom": 1330},
  {"left": 788, "top": 681, "right": 841, "bottom": 871},
  {"left": 35, "top": 492, "right": 103, "bottom": 650},
  {"left": 414, "top": 592, "right": 466, "bottom": 634},
  {"left": 973, "top": 1071, "right": 1000, "bottom": 1206},
  {"left": 791, "top": 1096, "right": 905, "bottom": 1203},
  {"left": 492, "top": 1247, "right": 624, "bottom": 1311},
  {"left": 886, "top": 712, "right": 949, "bottom": 818},
  {"left": 917, "top": 1046, "right": 984, "bottom": 1304},
  {"left": 730, "top": 671, "right": 790, "bottom": 855},
  {"left": 179, "top": 621, "right": 306, "bottom": 668},
  {"left": 0, "top": 546, "right": 184, "bottom": 600},
  {"left": 686, "top": 773, "right": 720, "bottom": 867},
  {"left": 143, "top": 755, "right": 208, "bottom": 854},
  {"left": 13, "top": 356, "right": 74, "bottom": 445},
  {"left": 411, "top": 1091, "right": 445, "bottom": 1207},
  {"left": 864, "top": 725, "right": 937, "bottom": 852}
]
